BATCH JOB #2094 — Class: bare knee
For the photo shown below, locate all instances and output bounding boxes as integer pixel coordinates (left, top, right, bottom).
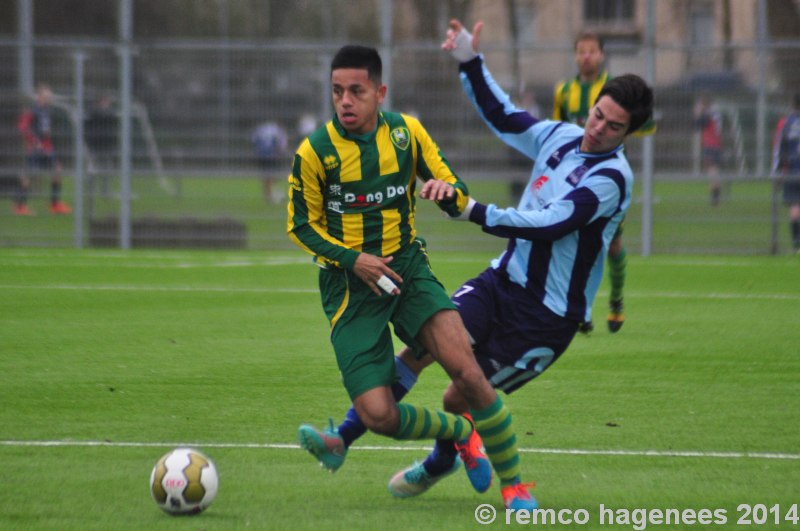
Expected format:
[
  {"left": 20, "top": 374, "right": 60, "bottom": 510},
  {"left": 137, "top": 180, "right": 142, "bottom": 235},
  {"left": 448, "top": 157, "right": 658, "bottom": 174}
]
[
  {"left": 353, "top": 388, "right": 400, "bottom": 436},
  {"left": 360, "top": 407, "right": 399, "bottom": 436}
]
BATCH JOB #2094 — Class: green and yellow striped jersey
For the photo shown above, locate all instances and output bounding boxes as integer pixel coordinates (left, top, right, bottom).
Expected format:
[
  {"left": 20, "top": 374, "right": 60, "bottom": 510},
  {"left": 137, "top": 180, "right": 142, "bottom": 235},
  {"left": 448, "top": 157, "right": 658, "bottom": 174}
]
[
  {"left": 553, "top": 70, "right": 655, "bottom": 135},
  {"left": 553, "top": 71, "right": 610, "bottom": 127},
  {"left": 287, "top": 111, "right": 469, "bottom": 270}
]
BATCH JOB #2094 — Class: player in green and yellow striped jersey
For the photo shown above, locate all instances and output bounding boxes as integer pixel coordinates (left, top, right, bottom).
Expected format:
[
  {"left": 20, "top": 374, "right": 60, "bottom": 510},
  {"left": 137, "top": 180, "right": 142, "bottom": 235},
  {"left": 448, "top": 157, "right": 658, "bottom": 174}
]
[
  {"left": 554, "top": 32, "right": 656, "bottom": 134},
  {"left": 289, "top": 45, "right": 531, "bottom": 508},
  {"left": 553, "top": 56, "right": 609, "bottom": 127},
  {"left": 287, "top": 104, "right": 468, "bottom": 271},
  {"left": 554, "top": 31, "right": 654, "bottom": 334}
]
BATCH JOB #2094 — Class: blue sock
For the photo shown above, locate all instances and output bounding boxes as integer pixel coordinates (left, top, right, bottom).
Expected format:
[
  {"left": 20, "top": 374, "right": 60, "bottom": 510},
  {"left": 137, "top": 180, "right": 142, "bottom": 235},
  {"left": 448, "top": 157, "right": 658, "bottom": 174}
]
[
  {"left": 337, "top": 356, "right": 418, "bottom": 448},
  {"left": 422, "top": 439, "right": 458, "bottom": 476}
]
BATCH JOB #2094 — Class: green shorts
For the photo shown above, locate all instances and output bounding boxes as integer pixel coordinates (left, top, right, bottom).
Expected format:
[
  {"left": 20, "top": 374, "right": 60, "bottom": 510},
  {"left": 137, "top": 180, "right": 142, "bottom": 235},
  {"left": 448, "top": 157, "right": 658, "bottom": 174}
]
[{"left": 318, "top": 240, "right": 455, "bottom": 400}]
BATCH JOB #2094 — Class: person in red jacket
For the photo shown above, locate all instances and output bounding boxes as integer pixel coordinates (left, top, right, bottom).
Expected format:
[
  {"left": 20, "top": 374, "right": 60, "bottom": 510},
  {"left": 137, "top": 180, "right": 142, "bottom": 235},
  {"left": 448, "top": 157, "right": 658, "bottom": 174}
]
[
  {"left": 693, "top": 94, "right": 724, "bottom": 206},
  {"left": 15, "top": 83, "right": 71, "bottom": 215}
]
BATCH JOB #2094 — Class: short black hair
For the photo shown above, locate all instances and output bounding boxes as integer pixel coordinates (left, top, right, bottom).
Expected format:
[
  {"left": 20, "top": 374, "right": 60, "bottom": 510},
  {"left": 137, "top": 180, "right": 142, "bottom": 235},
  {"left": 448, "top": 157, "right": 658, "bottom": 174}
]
[
  {"left": 597, "top": 74, "right": 654, "bottom": 134},
  {"left": 331, "top": 45, "right": 382, "bottom": 85}
]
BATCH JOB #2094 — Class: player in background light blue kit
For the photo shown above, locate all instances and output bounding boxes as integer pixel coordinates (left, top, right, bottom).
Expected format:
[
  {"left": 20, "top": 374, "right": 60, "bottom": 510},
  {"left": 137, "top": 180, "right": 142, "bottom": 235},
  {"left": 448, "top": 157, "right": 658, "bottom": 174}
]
[{"left": 298, "top": 19, "right": 654, "bottom": 508}]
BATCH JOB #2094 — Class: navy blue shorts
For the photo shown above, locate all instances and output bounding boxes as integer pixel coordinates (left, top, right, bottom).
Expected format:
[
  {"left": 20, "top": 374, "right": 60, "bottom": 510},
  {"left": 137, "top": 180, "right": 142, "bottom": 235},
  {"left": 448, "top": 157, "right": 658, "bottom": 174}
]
[
  {"left": 453, "top": 267, "right": 578, "bottom": 394},
  {"left": 702, "top": 147, "right": 722, "bottom": 167},
  {"left": 783, "top": 179, "right": 800, "bottom": 205}
]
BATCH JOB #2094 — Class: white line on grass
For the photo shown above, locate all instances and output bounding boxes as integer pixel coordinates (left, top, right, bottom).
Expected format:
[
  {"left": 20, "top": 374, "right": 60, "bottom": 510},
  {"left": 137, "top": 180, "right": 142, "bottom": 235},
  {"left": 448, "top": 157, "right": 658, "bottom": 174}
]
[
  {"left": 1, "top": 440, "right": 798, "bottom": 460},
  {"left": 0, "top": 284, "right": 318, "bottom": 294},
  {"left": 0, "top": 257, "right": 311, "bottom": 269},
  {"left": 2, "top": 284, "right": 799, "bottom": 301}
]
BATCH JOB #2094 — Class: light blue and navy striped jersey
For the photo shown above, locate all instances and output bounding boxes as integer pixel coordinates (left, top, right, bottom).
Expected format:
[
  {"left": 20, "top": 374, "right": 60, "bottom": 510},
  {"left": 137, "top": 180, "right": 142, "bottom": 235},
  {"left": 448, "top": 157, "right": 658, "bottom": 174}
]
[{"left": 458, "top": 56, "right": 634, "bottom": 323}]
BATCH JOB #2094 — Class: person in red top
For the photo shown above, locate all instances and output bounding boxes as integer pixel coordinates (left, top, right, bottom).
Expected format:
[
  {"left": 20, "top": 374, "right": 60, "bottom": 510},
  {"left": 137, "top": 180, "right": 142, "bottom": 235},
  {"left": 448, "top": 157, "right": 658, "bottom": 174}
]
[
  {"left": 15, "top": 83, "right": 71, "bottom": 215},
  {"left": 693, "top": 95, "right": 724, "bottom": 206}
]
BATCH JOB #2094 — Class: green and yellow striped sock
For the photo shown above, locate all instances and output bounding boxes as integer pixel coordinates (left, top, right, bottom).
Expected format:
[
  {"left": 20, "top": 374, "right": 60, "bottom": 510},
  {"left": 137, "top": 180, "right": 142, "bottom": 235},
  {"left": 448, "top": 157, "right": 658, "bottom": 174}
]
[
  {"left": 608, "top": 248, "right": 627, "bottom": 303},
  {"left": 471, "top": 396, "right": 521, "bottom": 486},
  {"left": 393, "top": 404, "right": 472, "bottom": 441}
]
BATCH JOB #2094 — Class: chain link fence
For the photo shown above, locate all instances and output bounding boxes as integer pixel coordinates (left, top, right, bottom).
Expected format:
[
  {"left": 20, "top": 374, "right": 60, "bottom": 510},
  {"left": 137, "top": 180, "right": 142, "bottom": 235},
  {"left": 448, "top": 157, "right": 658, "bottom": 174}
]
[{"left": 1, "top": 0, "right": 798, "bottom": 254}]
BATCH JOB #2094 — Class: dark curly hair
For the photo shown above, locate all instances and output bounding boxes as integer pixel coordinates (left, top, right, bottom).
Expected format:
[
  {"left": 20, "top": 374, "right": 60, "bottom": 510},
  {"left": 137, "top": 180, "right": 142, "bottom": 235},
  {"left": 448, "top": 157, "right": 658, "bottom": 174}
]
[{"left": 597, "top": 74, "right": 654, "bottom": 134}]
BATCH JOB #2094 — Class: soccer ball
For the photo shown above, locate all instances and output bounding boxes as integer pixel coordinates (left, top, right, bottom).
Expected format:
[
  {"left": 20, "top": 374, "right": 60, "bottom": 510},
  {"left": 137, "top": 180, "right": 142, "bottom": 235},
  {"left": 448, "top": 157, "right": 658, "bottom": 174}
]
[{"left": 149, "top": 447, "right": 218, "bottom": 515}]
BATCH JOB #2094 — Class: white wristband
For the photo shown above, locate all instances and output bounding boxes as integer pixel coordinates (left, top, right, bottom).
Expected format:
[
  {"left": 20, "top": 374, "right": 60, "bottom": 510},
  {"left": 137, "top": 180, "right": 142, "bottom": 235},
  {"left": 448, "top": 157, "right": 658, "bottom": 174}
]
[
  {"left": 453, "top": 197, "right": 476, "bottom": 221},
  {"left": 376, "top": 275, "right": 398, "bottom": 294},
  {"left": 451, "top": 28, "right": 478, "bottom": 63}
]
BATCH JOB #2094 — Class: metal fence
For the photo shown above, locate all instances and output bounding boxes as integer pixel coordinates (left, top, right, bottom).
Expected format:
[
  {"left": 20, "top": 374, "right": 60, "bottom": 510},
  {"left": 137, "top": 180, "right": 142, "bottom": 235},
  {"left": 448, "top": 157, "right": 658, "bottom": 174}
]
[{"left": 1, "top": 0, "right": 798, "bottom": 255}]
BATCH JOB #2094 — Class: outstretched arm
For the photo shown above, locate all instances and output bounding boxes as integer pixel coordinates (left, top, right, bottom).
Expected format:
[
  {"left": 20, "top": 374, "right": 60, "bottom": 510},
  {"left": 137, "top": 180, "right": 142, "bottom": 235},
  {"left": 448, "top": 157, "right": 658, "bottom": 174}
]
[
  {"left": 458, "top": 169, "right": 628, "bottom": 241},
  {"left": 441, "top": 18, "right": 483, "bottom": 61},
  {"left": 443, "top": 19, "right": 545, "bottom": 161}
]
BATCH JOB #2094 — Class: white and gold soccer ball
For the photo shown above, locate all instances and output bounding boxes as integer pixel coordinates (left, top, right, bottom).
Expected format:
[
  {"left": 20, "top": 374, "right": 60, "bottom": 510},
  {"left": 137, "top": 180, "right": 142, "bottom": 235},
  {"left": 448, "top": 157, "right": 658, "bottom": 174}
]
[{"left": 149, "top": 447, "right": 218, "bottom": 515}]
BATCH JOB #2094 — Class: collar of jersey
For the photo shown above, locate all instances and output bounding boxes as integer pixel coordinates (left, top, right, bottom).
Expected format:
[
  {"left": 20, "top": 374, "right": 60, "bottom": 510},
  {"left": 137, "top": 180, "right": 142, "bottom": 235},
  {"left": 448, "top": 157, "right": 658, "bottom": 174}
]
[
  {"left": 573, "top": 69, "right": 609, "bottom": 86},
  {"left": 576, "top": 141, "right": 623, "bottom": 159},
  {"left": 332, "top": 112, "right": 385, "bottom": 143}
]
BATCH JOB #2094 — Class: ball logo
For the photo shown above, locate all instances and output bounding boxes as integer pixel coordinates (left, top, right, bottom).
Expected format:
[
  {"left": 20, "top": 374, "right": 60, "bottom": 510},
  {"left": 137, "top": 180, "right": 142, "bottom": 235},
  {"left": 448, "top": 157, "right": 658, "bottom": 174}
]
[{"left": 165, "top": 478, "right": 186, "bottom": 488}]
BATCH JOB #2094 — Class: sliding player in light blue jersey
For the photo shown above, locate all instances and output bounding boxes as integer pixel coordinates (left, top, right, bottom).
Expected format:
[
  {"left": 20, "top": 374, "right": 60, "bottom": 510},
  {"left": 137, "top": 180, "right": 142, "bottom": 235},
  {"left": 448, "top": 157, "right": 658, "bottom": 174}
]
[{"left": 298, "top": 19, "right": 653, "bottom": 510}]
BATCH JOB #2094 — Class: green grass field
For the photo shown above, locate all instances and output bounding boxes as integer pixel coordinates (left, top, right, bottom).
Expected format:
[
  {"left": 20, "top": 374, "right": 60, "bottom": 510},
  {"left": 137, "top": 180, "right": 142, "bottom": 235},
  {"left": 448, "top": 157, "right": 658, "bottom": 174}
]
[
  {"left": 1, "top": 248, "right": 799, "bottom": 530},
  {"left": 2, "top": 176, "right": 797, "bottom": 255}
]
